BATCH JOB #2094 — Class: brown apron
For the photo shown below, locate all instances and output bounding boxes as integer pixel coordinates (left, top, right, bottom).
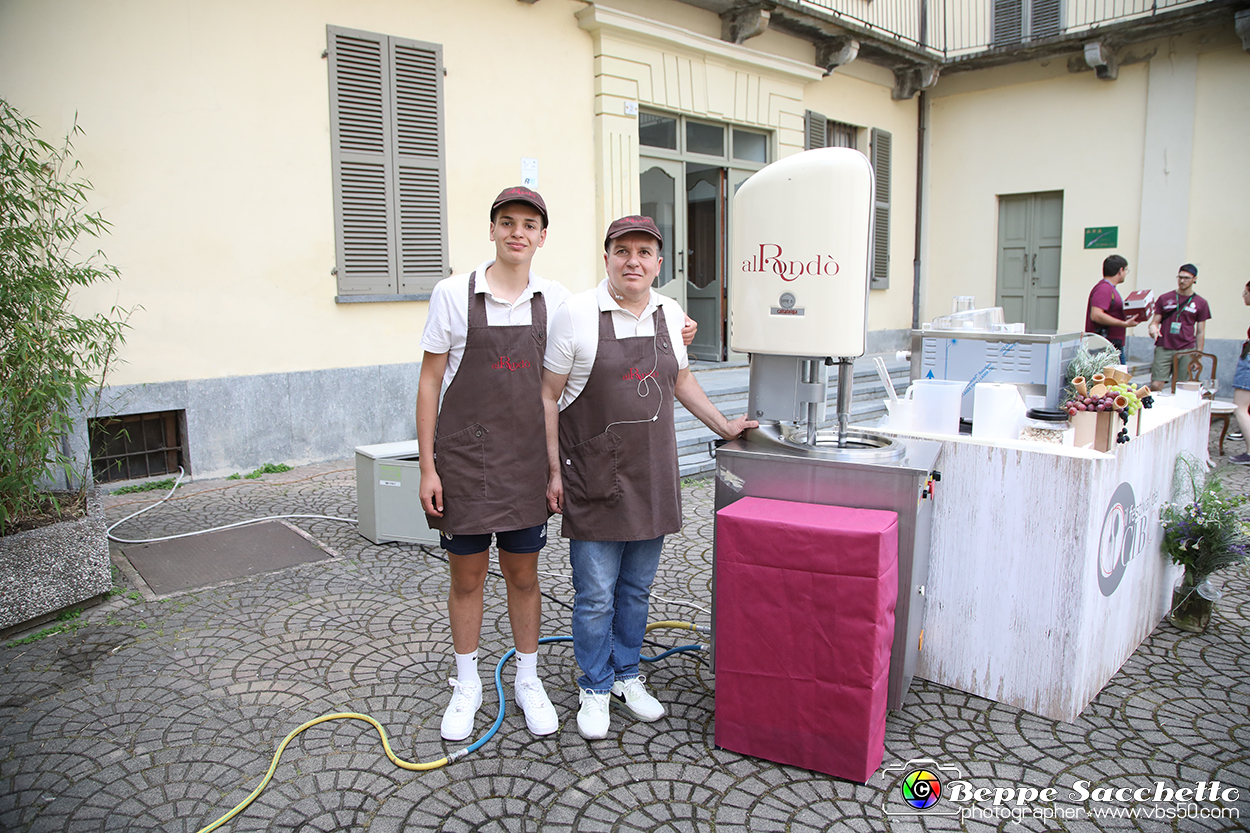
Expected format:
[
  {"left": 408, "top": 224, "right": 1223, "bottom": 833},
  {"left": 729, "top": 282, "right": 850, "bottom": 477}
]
[
  {"left": 426, "top": 271, "right": 548, "bottom": 536},
  {"left": 558, "top": 304, "right": 681, "bottom": 541}
]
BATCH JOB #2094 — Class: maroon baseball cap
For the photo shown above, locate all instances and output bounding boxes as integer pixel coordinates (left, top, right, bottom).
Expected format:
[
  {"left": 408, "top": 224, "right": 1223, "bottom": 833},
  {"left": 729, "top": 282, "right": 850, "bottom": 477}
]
[
  {"left": 603, "top": 215, "right": 663, "bottom": 251},
  {"left": 490, "top": 186, "right": 548, "bottom": 227}
]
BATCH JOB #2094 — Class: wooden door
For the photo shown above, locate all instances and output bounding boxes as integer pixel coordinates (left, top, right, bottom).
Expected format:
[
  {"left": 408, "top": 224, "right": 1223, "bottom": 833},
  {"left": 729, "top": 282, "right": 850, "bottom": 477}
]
[{"left": 997, "top": 192, "right": 1063, "bottom": 333}]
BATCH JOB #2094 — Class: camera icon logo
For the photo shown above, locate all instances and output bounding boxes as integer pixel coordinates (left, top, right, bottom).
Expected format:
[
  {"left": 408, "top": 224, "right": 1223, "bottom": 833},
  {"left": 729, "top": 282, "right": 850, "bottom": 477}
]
[
  {"left": 880, "top": 758, "right": 962, "bottom": 817},
  {"left": 900, "top": 768, "right": 942, "bottom": 809}
]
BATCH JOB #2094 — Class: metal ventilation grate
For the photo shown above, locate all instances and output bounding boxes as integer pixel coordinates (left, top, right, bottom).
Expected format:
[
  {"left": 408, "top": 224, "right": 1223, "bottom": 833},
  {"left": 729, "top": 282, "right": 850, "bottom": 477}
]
[{"left": 88, "top": 410, "right": 186, "bottom": 483}]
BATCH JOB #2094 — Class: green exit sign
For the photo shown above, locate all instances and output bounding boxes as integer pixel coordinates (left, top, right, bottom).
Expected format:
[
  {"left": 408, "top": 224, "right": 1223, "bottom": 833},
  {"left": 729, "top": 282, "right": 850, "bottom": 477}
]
[{"left": 1084, "top": 227, "right": 1118, "bottom": 249}]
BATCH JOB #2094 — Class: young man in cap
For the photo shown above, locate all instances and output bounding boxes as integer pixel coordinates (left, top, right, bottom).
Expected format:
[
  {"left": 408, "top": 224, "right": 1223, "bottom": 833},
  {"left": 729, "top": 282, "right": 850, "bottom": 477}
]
[
  {"left": 417, "top": 186, "right": 564, "bottom": 741},
  {"left": 1148, "top": 263, "right": 1210, "bottom": 391},
  {"left": 540, "top": 215, "right": 757, "bottom": 740},
  {"left": 417, "top": 194, "right": 697, "bottom": 742}
]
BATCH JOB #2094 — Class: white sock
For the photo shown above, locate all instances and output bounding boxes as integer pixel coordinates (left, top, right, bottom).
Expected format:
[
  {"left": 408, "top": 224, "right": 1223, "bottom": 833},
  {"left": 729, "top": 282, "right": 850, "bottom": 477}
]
[
  {"left": 514, "top": 649, "right": 538, "bottom": 685},
  {"left": 455, "top": 650, "right": 480, "bottom": 686}
]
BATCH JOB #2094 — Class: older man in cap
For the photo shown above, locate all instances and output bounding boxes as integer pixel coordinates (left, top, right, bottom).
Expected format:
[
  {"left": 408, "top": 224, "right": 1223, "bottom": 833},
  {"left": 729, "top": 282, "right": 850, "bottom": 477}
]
[{"left": 541, "top": 215, "right": 757, "bottom": 740}]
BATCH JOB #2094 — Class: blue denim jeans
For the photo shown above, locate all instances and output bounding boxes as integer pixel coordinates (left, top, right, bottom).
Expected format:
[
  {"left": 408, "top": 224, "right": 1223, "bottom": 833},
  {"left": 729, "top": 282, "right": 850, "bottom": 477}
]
[{"left": 568, "top": 536, "right": 665, "bottom": 693}]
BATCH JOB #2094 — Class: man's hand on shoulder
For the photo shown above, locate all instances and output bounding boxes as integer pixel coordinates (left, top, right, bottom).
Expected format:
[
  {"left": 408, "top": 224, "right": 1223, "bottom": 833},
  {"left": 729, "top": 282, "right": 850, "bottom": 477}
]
[{"left": 681, "top": 315, "right": 697, "bottom": 347}]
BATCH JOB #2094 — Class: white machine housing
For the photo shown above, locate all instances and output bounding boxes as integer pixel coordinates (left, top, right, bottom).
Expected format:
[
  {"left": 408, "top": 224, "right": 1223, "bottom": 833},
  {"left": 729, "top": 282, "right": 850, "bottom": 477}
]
[{"left": 729, "top": 147, "right": 874, "bottom": 360}]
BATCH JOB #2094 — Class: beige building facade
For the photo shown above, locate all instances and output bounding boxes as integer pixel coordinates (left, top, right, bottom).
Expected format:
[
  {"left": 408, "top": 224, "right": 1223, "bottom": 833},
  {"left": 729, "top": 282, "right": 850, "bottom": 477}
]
[{"left": 0, "top": 0, "right": 1245, "bottom": 479}]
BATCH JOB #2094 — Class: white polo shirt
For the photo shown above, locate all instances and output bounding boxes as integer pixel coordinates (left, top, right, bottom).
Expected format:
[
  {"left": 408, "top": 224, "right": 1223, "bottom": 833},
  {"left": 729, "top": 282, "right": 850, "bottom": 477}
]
[
  {"left": 420, "top": 260, "right": 571, "bottom": 389},
  {"left": 544, "top": 279, "right": 689, "bottom": 410}
]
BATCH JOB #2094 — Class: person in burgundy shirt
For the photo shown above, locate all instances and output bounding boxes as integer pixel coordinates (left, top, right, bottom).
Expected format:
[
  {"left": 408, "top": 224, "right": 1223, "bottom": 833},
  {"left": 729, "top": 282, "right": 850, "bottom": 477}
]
[
  {"left": 1085, "top": 254, "right": 1141, "bottom": 364},
  {"left": 1147, "top": 263, "right": 1211, "bottom": 391}
]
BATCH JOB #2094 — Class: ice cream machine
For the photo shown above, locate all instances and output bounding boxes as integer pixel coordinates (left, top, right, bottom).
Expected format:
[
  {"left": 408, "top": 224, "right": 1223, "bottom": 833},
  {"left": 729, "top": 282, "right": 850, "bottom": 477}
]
[{"left": 712, "top": 148, "right": 942, "bottom": 711}]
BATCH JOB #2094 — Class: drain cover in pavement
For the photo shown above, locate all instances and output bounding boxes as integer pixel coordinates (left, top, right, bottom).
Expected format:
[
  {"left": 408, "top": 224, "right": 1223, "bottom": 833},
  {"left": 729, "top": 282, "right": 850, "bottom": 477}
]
[{"left": 119, "top": 521, "right": 333, "bottom": 595}]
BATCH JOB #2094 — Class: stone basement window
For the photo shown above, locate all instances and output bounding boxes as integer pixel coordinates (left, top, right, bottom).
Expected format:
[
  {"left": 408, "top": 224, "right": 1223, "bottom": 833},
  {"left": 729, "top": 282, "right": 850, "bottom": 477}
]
[{"left": 88, "top": 410, "right": 186, "bottom": 483}]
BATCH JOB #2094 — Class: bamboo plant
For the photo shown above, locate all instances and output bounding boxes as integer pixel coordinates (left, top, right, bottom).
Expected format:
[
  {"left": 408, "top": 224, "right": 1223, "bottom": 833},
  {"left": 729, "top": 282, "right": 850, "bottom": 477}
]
[{"left": 0, "top": 99, "right": 130, "bottom": 534}]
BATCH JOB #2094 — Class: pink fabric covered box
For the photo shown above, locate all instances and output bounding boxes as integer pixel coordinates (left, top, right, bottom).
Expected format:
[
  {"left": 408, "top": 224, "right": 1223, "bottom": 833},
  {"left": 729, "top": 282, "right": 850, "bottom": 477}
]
[{"left": 714, "top": 496, "right": 898, "bottom": 783}]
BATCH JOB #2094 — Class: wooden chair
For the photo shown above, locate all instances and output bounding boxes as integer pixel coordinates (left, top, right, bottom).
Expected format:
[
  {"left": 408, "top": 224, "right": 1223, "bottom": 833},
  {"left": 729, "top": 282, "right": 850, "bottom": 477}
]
[{"left": 1171, "top": 350, "right": 1235, "bottom": 454}]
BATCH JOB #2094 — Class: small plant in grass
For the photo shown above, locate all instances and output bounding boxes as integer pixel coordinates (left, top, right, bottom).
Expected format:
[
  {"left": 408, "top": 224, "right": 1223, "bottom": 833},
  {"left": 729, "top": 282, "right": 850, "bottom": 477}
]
[
  {"left": 111, "top": 477, "right": 179, "bottom": 495},
  {"left": 0, "top": 99, "right": 132, "bottom": 534},
  {"left": 228, "top": 463, "right": 293, "bottom": 480},
  {"left": 3, "top": 607, "right": 87, "bottom": 647}
]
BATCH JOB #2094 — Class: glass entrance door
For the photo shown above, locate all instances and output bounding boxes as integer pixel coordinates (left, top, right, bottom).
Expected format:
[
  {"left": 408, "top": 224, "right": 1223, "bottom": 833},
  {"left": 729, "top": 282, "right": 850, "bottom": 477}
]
[
  {"left": 639, "top": 110, "right": 769, "bottom": 362},
  {"left": 640, "top": 159, "right": 684, "bottom": 305},
  {"left": 686, "top": 164, "right": 725, "bottom": 362},
  {"left": 725, "top": 168, "right": 754, "bottom": 361}
]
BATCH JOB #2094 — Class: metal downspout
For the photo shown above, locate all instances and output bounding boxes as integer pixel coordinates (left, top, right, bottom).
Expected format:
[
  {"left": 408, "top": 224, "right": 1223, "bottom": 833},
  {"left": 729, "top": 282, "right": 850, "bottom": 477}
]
[{"left": 912, "top": 90, "right": 927, "bottom": 331}]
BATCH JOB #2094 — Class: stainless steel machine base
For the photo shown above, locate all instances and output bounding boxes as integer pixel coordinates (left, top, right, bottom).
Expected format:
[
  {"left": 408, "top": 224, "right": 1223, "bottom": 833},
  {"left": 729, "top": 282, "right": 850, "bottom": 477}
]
[{"left": 712, "top": 431, "right": 941, "bottom": 710}]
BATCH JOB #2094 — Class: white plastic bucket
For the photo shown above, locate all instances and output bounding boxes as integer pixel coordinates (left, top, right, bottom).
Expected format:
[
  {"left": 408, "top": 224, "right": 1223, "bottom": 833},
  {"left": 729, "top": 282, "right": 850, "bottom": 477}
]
[
  {"left": 905, "top": 380, "right": 964, "bottom": 435},
  {"left": 971, "top": 382, "right": 1025, "bottom": 441},
  {"left": 883, "top": 398, "right": 914, "bottom": 431}
]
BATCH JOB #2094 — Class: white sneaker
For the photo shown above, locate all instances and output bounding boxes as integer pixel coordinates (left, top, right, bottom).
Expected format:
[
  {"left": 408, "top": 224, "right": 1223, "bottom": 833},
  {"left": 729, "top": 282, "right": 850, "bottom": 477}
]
[
  {"left": 440, "top": 677, "right": 482, "bottom": 741},
  {"left": 577, "top": 689, "right": 611, "bottom": 739},
  {"left": 514, "top": 677, "right": 558, "bottom": 736},
  {"left": 610, "top": 675, "right": 666, "bottom": 722}
]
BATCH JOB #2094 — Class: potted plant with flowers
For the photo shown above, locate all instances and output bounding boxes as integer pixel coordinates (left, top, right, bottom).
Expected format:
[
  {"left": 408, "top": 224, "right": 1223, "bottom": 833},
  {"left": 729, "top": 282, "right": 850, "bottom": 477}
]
[
  {"left": 1159, "top": 453, "right": 1250, "bottom": 633},
  {"left": 0, "top": 98, "right": 130, "bottom": 631}
]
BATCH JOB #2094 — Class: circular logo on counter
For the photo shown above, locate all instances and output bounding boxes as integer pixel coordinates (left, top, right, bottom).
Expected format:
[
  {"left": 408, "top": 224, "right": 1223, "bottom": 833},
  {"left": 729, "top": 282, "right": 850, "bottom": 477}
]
[
  {"left": 900, "top": 769, "right": 942, "bottom": 809},
  {"left": 778, "top": 292, "right": 796, "bottom": 310},
  {"left": 1098, "top": 482, "right": 1136, "bottom": 597}
]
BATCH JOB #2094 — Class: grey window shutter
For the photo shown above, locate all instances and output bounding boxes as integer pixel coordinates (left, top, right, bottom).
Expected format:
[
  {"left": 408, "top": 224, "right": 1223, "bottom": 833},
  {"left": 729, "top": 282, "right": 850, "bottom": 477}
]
[
  {"left": 391, "top": 38, "right": 447, "bottom": 294},
  {"left": 870, "top": 128, "right": 891, "bottom": 290},
  {"left": 328, "top": 27, "right": 447, "bottom": 298},
  {"left": 805, "top": 110, "right": 828, "bottom": 151},
  {"left": 329, "top": 27, "right": 396, "bottom": 295},
  {"left": 993, "top": 0, "right": 1024, "bottom": 46},
  {"left": 1031, "top": 0, "right": 1062, "bottom": 39}
]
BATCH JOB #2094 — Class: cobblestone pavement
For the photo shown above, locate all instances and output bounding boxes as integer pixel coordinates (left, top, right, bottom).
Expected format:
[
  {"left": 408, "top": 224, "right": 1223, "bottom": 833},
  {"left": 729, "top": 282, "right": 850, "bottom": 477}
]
[{"left": 1, "top": 424, "right": 1247, "bottom": 832}]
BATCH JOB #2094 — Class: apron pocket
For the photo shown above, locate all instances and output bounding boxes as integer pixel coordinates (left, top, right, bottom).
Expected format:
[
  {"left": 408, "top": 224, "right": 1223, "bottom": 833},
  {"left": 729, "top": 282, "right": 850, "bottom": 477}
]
[
  {"left": 435, "top": 423, "right": 488, "bottom": 500},
  {"left": 563, "top": 431, "right": 620, "bottom": 505}
]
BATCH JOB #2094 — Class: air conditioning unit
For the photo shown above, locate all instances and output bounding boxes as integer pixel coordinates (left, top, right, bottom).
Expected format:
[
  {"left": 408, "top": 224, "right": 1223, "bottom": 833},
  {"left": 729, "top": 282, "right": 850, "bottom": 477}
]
[{"left": 354, "top": 440, "right": 439, "bottom": 545}]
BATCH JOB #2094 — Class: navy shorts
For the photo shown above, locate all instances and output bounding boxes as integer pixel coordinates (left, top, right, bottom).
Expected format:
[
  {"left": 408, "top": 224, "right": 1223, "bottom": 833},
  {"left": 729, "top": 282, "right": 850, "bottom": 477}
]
[
  {"left": 1234, "top": 354, "right": 1250, "bottom": 392},
  {"left": 440, "top": 523, "right": 548, "bottom": 556}
]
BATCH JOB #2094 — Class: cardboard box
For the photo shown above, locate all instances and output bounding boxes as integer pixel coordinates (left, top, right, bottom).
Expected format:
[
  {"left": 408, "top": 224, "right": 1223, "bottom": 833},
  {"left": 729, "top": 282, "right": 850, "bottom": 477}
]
[
  {"left": 1071, "top": 409, "right": 1138, "bottom": 451},
  {"left": 1123, "top": 288, "right": 1154, "bottom": 320}
]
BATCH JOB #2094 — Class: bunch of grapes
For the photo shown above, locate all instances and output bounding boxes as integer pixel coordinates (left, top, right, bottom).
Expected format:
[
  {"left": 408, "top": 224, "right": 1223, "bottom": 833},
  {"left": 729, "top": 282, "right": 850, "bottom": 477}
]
[
  {"left": 1103, "top": 382, "right": 1148, "bottom": 414},
  {"left": 1065, "top": 392, "right": 1122, "bottom": 416},
  {"left": 1065, "top": 381, "right": 1154, "bottom": 417}
]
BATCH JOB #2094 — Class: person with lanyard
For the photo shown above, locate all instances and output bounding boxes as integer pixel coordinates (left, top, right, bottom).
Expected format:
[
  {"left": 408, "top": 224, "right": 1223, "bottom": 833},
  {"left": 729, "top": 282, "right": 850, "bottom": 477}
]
[
  {"left": 1231, "top": 281, "right": 1250, "bottom": 465},
  {"left": 416, "top": 191, "right": 698, "bottom": 742},
  {"left": 1147, "top": 263, "right": 1210, "bottom": 392},
  {"left": 540, "top": 215, "right": 757, "bottom": 740},
  {"left": 1085, "top": 254, "right": 1142, "bottom": 365}
]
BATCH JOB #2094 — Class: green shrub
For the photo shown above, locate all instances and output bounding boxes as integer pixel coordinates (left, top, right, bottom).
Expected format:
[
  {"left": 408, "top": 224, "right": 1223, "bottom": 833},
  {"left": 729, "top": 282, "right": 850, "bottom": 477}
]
[{"left": 0, "top": 99, "right": 131, "bottom": 534}]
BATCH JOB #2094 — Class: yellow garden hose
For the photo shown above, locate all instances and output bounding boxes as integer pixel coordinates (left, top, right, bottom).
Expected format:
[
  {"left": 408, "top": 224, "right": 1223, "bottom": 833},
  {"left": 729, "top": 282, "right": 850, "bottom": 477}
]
[
  {"left": 195, "top": 622, "right": 705, "bottom": 832},
  {"left": 196, "top": 712, "right": 453, "bottom": 833}
]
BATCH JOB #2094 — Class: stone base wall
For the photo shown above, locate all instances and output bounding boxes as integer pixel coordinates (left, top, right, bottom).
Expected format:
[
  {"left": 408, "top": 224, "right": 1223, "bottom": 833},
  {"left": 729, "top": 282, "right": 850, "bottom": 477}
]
[{"left": 0, "top": 491, "right": 111, "bottom": 631}]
